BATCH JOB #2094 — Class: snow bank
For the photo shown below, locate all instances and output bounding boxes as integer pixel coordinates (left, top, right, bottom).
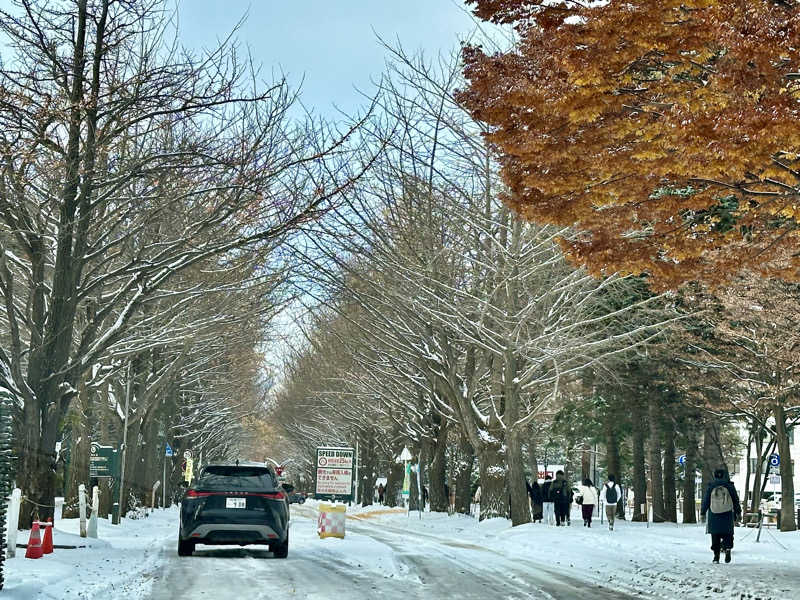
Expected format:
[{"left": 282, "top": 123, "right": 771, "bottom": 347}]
[{"left": 3, "top": 507, "right": 178, "bottom": 599}]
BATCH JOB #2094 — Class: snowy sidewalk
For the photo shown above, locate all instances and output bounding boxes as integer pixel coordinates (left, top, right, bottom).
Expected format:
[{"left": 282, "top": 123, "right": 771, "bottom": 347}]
[{"left": 3, "top": 508, "right": 178, "bottom": 599}]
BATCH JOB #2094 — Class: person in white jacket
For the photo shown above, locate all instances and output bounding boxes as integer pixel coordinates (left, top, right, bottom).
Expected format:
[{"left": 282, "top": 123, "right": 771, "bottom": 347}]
[
  {"left": 577, "top": 478, "right": 599, "bottom": 527},
  {"left": 600, "top": 474, "right": 623, "bottom": 531}
]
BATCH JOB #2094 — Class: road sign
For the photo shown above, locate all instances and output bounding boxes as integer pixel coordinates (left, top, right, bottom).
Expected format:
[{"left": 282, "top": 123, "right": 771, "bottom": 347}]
[
  {"left": 184, "top": 457, "right": 194, "bottom": 483},
  {"left": 183, "top": 450, "right": 192, "bottom": 459},
  {"left": 89, "top": 443, "right": 117, "bottom": 478},
  {"left": 769, "top": 453, "right": 780, "bottom": 467},
  {"left": 678, "top": 454, "right": 687, "bottom": 465},
  {"left": 165, "top": 442, "right": 174, "bottom": 457},
  {"left": 315, "top": 447, "right": 354, "bottom": 501}
]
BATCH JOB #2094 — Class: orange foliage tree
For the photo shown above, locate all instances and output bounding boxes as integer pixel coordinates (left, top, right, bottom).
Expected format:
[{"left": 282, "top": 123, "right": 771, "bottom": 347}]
[{"left": 458, "top": 0, "right": 800, "bottom": 290}]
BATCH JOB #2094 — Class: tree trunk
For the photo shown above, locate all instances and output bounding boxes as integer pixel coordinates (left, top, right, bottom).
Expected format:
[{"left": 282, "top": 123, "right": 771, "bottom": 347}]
[
  {"left": 507, "top": 427, "right": 531, "bottom": 526},
  {"left": 662, "top": 414, "right": 677, "bottom": 522},
  {"left": 631, "top": 401, "right": 647, "bottom": 522},
  {"left": 527, "top": 430, "right": 539, "bottom": 481},
  {"left": 581, "top": 442, "right": 591, "bottom": 482},
  {"left": 454, "top": 432, "right": 474, "bottom": 515},
  {"left": 409, "top": 463, "right": 420, "bottom": 511},
  {"left": 743, "top": 423, "right": 754, "bottom": 511},
  {"left": 682, "top": 418, "right": 698, "bottom": 524},
  {"left": 360, "top": 429, "right": 377, "bottom": 507},
  {"left": 751, "top": 436, "right": 777, "bottom": 513},
  {"left": 477, "top": 439, "right": 507, "bottom": 521},
  {"left": 602, "top": 402, "right": 625, "bottom": 519},
  {"left": 384, "top": 460, "right": 404, "bottom": 508},
  {"left": 774, "top": 402, "right": 796, "bottom": 532},
  {"left": 648, "top": 397, "right": 665, "bottom": 523},
  {"left": 428, "top": 420, "right": 449, "bottom": 513},
  {"left": 701, "top": 419, "right": 724, "bottom": 502}
]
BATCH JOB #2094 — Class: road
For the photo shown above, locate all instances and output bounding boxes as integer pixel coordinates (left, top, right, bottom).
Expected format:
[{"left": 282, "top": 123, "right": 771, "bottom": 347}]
[{"left": 145, "top": 505, "right": 646, "bottom": 600}]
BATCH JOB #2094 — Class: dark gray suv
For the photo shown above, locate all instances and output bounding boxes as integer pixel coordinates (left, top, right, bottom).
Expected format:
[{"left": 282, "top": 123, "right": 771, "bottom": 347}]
[{"left": 178, "top": 464, "right": 290, "bottom": 557}]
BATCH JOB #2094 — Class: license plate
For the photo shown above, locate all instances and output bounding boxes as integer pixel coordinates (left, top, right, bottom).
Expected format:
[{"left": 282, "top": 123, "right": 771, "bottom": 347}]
[{"left": 226, "top": 497, "right": 246, "bottom": 509}]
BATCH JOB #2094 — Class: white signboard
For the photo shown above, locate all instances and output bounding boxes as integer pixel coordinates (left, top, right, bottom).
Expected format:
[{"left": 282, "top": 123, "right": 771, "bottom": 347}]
[{"left": 316, "top": 447, "right": 354, "bottom": 499}]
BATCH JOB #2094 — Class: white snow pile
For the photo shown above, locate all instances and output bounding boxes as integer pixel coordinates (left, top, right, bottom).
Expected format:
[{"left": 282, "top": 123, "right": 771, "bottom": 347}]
[{"left": 3, "top": 507, "right": 178, "bottom": 600}]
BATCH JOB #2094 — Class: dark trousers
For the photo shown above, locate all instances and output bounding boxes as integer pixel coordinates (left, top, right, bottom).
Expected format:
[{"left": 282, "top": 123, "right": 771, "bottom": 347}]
[
  {"left": 581, "top": 504, "right": 594, "bottom": 524},
  {"left": 555, "top": 502, "right": 570, "bottom": 525},
  {"left": 711, "top": 533, "right": 734, "bottom": 553}
]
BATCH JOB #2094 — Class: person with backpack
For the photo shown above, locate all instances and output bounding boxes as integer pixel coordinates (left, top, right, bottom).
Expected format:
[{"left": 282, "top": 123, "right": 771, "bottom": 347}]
[
  {"left": 600, "top": 474, "right": 623, "bottom": 531},
  {"left": 541, "top": 474, "right": 555, "bottom": 525},
  {"left": 550, "top": 470, "right": 572, "bottom": 526},
  {"left": 576, "top": 477, "right": 599, "bottom": 527},
  {"left": 701, "top": 468, "right": 741, "bottom": 564}
]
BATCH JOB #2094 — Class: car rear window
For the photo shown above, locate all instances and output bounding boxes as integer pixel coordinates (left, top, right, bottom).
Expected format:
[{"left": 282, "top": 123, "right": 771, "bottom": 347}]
[{"left": 197, "top": 466, "right": 278, "bottom": 492}]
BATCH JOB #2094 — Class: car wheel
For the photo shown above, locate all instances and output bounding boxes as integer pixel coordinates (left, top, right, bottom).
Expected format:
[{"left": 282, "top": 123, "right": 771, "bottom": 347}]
[
  {"left": 178, "top": 538, "right": 195, "bottom": 556},
  {"left": 272, "top": 533, "right": 289, "bottom": 559}
]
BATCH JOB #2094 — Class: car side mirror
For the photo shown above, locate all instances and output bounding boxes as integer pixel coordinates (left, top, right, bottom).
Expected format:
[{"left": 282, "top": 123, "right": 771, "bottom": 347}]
[{"left": 281, "top": 483, "right": 294, "bottom": 494}]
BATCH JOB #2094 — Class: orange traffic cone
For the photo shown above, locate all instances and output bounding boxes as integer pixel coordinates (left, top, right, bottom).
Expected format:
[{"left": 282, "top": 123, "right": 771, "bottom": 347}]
[
  {"left": 25, "top": 521, "right": 43, "bottom": 559},
  {"left": 42, "top": 518, "right": 53, "bottom": 554}
]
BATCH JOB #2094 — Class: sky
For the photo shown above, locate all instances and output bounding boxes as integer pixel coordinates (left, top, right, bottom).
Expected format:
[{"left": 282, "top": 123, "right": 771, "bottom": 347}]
[{"left": 178, "top": 1, "right": 480, "bottom": 119}]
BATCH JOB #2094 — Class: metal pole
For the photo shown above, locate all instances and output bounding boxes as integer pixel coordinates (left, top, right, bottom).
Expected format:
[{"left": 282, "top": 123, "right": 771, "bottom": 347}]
[
  {"left": 115, "top": 363, "right": 132, "bottom": 524},
  {"left": 162, "top": 454, "right": 167, "bottom": 509},
  {"left": 354, "top": 441, "right": 359, "bottom": 505}
]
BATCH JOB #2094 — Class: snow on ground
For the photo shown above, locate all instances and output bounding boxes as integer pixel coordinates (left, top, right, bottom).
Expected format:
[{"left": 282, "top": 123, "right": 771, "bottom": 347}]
[
  {"left": 5, "top": 500, "right": 800, "bottom": 599},
  {"left": 321, "top": 500, "right": 800, "bottom": 600},
  {"left": 3, "top": 507, "right": 178, "bottom": 599}
]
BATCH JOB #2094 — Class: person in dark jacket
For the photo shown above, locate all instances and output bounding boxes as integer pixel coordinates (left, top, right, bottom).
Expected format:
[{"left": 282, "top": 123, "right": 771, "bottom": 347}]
[
  {"left": 541, "top": 474, "right": 555, "bottom": 525},
  {"left": 526, "top": 479, "right": 544, "bottom": 522},
  {"left": 700, "top": 468, "right": 741, "bottom": 563},
  {"left": 550, "top": 470, "right": 572, "bottom": 526}
]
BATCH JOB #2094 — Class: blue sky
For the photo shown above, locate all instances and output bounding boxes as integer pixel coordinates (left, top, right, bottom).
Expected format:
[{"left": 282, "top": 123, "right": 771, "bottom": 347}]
[{"left": 178, "top": 1, "right": 478, "bottom": 118}]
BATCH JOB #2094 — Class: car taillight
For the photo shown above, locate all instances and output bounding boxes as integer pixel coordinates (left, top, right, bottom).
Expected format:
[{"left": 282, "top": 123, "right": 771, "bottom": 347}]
[
  {"left": 259, "top": 492, "right": 284, "bottom": 500},
  {"left": 185, "top": 490, "right": 283, "bottom": 499}
]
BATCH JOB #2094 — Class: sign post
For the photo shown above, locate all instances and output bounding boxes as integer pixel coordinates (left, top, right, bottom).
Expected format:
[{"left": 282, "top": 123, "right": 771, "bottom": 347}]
[
  {"left": 315, "top": 447, "right": 354, "bottom": 503},
  {"left": 163, "top": 442, "right": 173, "bottom": 508},
  {"left": 397, "top": 447, "right": 412, "bottom": 513}
]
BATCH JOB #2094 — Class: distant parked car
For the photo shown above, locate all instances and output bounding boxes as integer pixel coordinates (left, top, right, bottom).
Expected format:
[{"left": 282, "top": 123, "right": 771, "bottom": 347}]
[
  {"left": 179, "top": 463, "right": 290, "bottom": 558},
  {"left": 288, "top": 492, "right": 306, "bottom": 504}
]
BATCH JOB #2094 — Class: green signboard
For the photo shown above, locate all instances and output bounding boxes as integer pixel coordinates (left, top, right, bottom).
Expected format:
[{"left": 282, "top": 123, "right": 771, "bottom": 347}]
[{"left": 89, "top": 442, "right": 117, "bottom": 478}]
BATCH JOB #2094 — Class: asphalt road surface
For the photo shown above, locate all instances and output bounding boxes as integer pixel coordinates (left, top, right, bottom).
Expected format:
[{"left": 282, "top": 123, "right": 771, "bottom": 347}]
[{"left": 145, "top": 506, "right": 646, "bottom": 600}]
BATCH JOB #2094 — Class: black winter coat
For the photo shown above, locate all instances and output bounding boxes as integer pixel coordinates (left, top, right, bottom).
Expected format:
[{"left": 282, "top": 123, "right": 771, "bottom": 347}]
[
  {"left": 549, "top": 478, "right": 571, "bottom": 505},
  {"left": 542, "top": 481, "right": 553, "bottom": 501},
  {"left": 701, "top": 478, "right": 741, "bottom": 535},
  {"left": 526, "top": 481, "right": 543, "bottom": 504}
]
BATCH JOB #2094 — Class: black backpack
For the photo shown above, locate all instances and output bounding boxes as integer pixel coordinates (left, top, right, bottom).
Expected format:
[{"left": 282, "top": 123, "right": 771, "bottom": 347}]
[
  {"left": 551, "top": 480, "right": 567, "bottom": 500},
  {"left": 605, "top": 483, "right": 618, "bottom": 504}
]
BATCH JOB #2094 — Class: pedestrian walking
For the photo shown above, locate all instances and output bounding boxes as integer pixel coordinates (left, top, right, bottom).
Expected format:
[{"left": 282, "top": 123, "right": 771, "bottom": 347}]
[
  {"left": 576, "top": 478, "right": 599, "bottom": 527},
  {"left": 541, "top": 474, "right": 555, "bottom": 525},
  {"left": 377, "top": 483, "right": 385, "bottom": 505},
  {"left": 600, "top": 474, "right": 622, "bottom": 531},
  {"left": 527, "top": 479, "right": 544, "bottom": 522},
  {"left": 550, "top": 470, "right": 572, "bottom": 526},
  {"left": 701, "top": 468, "right": 741, "bottom": 564},
  {"left": 472, "top": 485, "right": 481, "bottom": 518}
]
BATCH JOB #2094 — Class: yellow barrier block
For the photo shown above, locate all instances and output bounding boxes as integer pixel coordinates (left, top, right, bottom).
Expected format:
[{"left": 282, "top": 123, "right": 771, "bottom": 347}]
[{"left": 318, "top": 503, "right": 346, "bottom": 539}]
